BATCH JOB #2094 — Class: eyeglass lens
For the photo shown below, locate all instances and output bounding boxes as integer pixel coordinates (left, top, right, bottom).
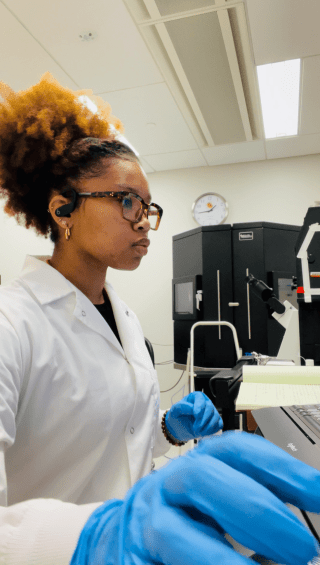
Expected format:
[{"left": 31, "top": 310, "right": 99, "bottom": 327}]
[{"left": 122, "top": 195, "right": 160, "bottom": 230}]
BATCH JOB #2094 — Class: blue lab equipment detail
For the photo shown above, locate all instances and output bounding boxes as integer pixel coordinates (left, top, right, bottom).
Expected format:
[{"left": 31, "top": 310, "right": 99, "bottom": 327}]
[
  {"left": 165, "top": 391, "right": 223, "bottom": 441},
  {"left": 70, "top": 432, "right": 320, "bottom": 565}
]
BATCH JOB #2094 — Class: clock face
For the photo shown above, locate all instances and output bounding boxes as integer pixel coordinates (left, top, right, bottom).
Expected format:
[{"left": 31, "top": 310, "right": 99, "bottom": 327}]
[{"left": 192, "top": 193, "right": 228, "bottom": 226}]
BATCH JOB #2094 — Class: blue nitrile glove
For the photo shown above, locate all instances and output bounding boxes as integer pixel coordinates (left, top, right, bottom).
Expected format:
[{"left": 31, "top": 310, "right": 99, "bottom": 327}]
[
  {"left": 165, "top": 391, "right": 223, "bottom": 441},
  {"left": 70, "top": 431, "right": 320, "bottom": 565}
]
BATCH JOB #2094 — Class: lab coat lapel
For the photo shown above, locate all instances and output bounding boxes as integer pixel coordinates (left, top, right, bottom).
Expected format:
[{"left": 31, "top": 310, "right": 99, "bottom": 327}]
[
  {"left": 73, "top": 290, "right": 125, "bottom": 357},
  {"left": 20, "top": 256, "right": 134, "bottom": 360},
  {"left": 105, "top": 283, "right": 137, "bottom": 362}
]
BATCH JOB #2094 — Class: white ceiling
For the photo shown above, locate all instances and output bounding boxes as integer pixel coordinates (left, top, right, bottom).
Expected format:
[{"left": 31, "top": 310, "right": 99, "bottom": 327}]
[{"left": 0, "top": 0, "right": 320, "bottom": 173}]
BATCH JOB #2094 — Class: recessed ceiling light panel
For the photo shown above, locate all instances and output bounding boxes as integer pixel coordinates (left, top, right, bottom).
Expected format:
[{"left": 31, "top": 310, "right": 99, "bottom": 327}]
[{"left": 257, "top": 59, "right": 301, "bottom": 139}]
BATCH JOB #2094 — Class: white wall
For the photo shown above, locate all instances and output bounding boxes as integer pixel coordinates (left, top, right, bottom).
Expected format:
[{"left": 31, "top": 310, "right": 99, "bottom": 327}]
[{"left": 1, "top": 153, "right": 320, "bottom": 417}]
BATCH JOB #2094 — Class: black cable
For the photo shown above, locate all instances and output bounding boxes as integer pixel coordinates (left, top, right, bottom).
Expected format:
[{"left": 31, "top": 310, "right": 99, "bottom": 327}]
[
  {"left": 160, "top": 370, "right": 185, "bottom": 393},
  {"left": 150, "top": 343, "right": 185, "bottom": 392}
]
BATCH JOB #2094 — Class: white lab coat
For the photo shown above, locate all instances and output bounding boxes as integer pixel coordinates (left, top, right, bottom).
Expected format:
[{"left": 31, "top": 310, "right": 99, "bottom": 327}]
[{"left": 0, "top": 255, "right": 171, "bottom": 564}]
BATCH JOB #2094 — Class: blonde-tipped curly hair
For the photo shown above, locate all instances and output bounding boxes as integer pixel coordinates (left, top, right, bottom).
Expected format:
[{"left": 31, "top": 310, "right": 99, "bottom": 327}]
[{"left": 0, "top": 72, "right": 139, "bottom": 243}]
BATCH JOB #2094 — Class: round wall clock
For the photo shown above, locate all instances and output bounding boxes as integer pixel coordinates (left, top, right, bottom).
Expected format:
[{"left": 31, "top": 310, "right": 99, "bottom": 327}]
[{"left": 192, "top": 192, "right": 229, "bottom": 226}]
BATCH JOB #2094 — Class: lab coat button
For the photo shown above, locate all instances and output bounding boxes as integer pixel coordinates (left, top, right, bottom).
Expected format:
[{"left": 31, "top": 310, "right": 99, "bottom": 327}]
[
  {"left": 125, "top": 310, "right": 129, "bottom": 316},
  {"left": 82, "top": 311, "right": 86, "bottom": 317},
  {"left": 130, "top": 427, "right": 135, "bottom": 434},
  {"left": 151, "top": 461, "right": 155, "bottom": 470}
]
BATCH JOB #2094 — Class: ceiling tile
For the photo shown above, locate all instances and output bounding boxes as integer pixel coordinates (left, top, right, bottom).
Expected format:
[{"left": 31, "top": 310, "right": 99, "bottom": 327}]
[
  {"left": 102, "top": 83, "right": 199, "bottom": 155},
  {"left": 1, "top": 0, "right": 163, "bottom": 93},
  {"left": 0, "top": 2, "right": 78, "bottom": 91},
  {"left": 300, "top": 56, "right": 320, "bottom": 136},
  {"left": 139, "top": 157, "right": 155, "bottom": 173},
  {"left": 246, "top": 0, "right": 320, "bottom": 65},
  {"left": 143, "top": 150, "right": 207, "bottom": 171},
  {"left": 266, "top": 134, "right": 320, "bottom": 160},
  {"left": 202, "top": 140, "right": 266, "bottom": 165}
]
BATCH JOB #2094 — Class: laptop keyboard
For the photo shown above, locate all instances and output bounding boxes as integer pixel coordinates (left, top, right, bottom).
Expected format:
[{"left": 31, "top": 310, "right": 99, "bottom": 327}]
[{"left": 290, "top": 405, "right": 320, "bottom": 437}]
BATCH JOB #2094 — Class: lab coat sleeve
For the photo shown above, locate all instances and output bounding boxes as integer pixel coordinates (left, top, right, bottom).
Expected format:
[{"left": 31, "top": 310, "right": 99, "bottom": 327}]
[
  {"left": 0, "top": 445, "right": 7, "bottom": 507},
  {"left": 0, "top": 313, "right": 104, "bottom": 565},
  {"left": 0, "top": 497, "right": 103, "bottom": 565},
  {"left": 0, "top": 311, "right": 25, "bottom": 507}
]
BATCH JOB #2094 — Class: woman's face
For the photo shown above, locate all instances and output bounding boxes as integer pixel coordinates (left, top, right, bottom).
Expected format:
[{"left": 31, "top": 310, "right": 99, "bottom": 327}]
[{"left": 63, "top": 158, "right": 153, "bottom": 271}]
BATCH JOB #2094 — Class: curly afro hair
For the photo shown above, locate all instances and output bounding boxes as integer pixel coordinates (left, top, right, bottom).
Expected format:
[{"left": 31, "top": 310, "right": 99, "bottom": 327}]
[{"left": 0, "top": 72, "right": 139, "bottom": 244}]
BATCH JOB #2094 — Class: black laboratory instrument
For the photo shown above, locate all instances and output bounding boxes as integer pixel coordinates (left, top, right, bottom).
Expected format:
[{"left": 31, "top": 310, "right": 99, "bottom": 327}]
[
  {"left": 245, "top": 274, "right": 286, "bottom": 315},
  {"left": 295, "top": 206, "right": 320, "bottom": 365},
  {"left": 172, "top": 222, "right": 301, "bottom": 431},
  {"left": 172, "top": 222, "right": 300, "bottom": 372},
  {"left": 201, "top": 274, "right": 289, "bottom": 431}
]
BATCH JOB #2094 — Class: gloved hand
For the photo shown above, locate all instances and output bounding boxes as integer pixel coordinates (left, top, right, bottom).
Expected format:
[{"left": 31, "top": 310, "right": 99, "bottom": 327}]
[
  {"left": 165, "top": 391, "right": 223, "bottom": 441},
  {"left": 70, "top": 432, "right": 320, "bottom": 565}
]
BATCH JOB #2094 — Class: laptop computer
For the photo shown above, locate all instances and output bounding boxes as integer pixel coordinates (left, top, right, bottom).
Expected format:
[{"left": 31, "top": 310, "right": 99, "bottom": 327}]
[{"left": 252, "top": 405, "right": 320, "bottom": 556}]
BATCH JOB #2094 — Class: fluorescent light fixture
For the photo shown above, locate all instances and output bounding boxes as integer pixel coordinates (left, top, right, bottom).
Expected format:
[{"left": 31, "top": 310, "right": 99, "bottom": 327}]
[{"left": 257, "top": 59, "right": 301, "bottom": 139}]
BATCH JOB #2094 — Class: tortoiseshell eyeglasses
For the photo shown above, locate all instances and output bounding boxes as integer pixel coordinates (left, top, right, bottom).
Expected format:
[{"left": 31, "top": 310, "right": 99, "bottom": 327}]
[{"left": 76, "top": 191, "right": 163, "bottom": 231}]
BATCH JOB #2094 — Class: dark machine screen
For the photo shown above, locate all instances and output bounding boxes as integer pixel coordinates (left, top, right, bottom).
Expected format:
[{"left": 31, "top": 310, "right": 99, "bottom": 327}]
[{"left": 175, "top": 282, "right": 194, "bottom": 314}]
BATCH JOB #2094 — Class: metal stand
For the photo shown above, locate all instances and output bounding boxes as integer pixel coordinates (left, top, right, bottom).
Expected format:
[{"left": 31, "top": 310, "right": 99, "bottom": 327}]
[{"left": 187, "top": 321, "right": 247, "bottom": 431}]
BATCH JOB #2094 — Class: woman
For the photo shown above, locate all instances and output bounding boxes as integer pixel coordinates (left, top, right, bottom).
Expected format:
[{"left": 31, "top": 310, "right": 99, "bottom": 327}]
[{"left": 0, "top": 73, "right": 319, "bottom": 565}]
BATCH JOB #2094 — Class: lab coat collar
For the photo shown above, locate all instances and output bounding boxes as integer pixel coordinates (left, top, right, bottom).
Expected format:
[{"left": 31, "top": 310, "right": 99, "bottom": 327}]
[
  {"left": 19, "top": 255, "right": 77, "bottom": 305},
  {"left": 17, "top": 255, "right": 136, "bottom": 359}
]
